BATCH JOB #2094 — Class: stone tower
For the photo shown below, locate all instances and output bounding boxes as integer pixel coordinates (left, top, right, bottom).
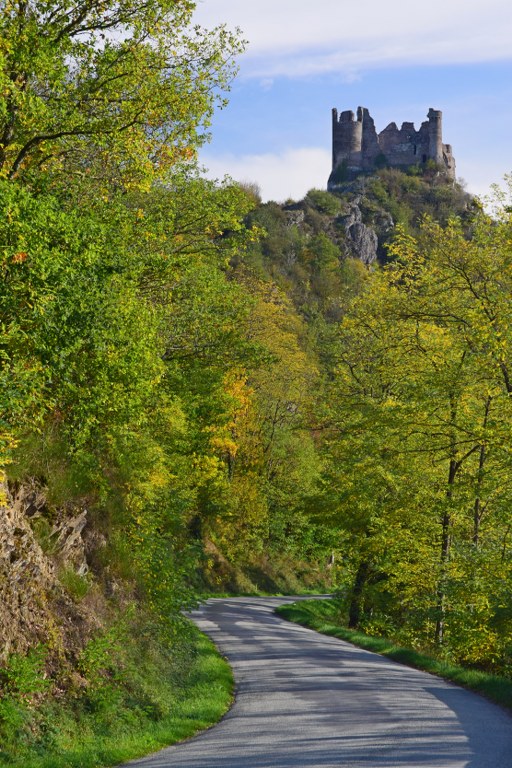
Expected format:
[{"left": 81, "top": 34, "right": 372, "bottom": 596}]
[{"left": 329, "top": 107, "right": 455, "bottom": 188}]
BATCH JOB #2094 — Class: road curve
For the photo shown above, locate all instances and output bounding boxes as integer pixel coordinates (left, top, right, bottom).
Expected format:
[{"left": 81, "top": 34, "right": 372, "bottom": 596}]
[{"left": 125, "top": 596, "right": 512, "bottom": 768}]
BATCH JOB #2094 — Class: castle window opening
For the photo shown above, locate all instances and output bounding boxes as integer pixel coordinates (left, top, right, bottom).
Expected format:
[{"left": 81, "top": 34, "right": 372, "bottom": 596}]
[{"left": 413, "top": 145, "right": 417, "bottom": 156}]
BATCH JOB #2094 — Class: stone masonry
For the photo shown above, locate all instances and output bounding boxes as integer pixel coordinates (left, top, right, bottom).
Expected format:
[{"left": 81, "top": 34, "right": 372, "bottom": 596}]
[{"left": 328, "top": 107, "right": 455, "bottom": 187}]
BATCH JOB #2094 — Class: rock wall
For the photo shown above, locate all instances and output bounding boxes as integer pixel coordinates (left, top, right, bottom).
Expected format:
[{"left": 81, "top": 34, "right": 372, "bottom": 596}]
[
  {"left": 0, "top": 483, "right": 57, "bottom": 657},
  {"left": 0, "top": 481, "right": 103, "bottom": 661},
  {"left": 338, "top": 199, "right": 379, "bottom": 265}
]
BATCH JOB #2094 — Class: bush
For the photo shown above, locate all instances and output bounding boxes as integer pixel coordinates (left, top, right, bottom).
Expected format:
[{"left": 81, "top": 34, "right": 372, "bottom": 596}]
[
  {"left": 305, "top": 189, "right": 342, "bottom": 216},
  {"left": 0, "top": 646, "right": 49, "bottom": 754}
]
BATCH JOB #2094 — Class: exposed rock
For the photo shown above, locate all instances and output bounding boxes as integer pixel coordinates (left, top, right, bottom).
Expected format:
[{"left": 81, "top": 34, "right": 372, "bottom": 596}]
[
  {"left": 0, "top": 482, "right": 104, "bottom": 661},
  {"left": 338, "top": 199, "right": 378, "bottom": 265},
  {"left": 338, "top": 199, "right": 362, "bottom": 229},
  {"left": 346, "top": 221, "right": 378, "bottom": 265},
  {"left": 0, "top": 482, "right": 57, "bottom": 658},
  {"left": 53, "top": 509, "right": 89, "bottom": 574},
  {"left": 283, "top": 209, "right": 305, "bottom": 227}
]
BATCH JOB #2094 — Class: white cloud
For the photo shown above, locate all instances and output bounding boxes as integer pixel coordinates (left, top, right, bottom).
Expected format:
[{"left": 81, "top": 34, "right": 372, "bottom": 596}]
[
  {"left": 193, "top": 0, "right": 512, "bottom": 77},
  {"left": 459, "top": 160, "right": 511, "bottom": 201},
  {"left": 200, "top": 148, "right": 332, "bottom": 203},
  {"left": 200, "top": 147, "right": 509, "bottom": 209}
]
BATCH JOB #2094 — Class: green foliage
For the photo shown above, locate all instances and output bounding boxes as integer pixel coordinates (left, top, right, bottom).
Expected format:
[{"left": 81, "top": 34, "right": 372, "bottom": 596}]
[
  {"left": 0, "top": 3, "right": 277, "bottom": 765},
  {"left": 29, "top": 516, "right": 58, "bottom": 556},
  {"left": 0, "top": 646, "right": 49, "bottom": 755},
  {"left": 360, "top": 168, "right": 472, "bottom": 235},
  {"left": 0, "top": 646, "right": 48, "bottom": 700},
  {"left": 243, "top": 195, "right": 363, "bottom": 323},
  {"left": 1, "top": 168, "right": 260, "bottom": 618},
  {"left": 0, "top": 618, "right": 233, "bottom": 768},
  {"left": 0, "top": 0, "right": 245, "bottom": 190},
  {"left": 304, "top": 189, "right": 342, "bottom": 216},
  {"left": 6, "top": 1, "right": 507, "bottom": 758},
  {"left": 59, "top": 568, "right": 90, "bottom": 601},
  {"left": 323, "top": 190, "right": 512, "bottom": 671}
]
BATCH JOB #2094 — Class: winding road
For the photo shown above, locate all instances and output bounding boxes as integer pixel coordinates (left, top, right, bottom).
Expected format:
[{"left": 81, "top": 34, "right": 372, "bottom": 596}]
[{"left": 125, "top": 596, "right": 512, "bottom": 768}]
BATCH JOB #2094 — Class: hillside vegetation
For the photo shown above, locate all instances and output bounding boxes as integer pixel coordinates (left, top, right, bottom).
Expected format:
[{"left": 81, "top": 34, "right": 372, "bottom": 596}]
[{"left": 2, "top": 1, "right": 512, "bottom": 764}]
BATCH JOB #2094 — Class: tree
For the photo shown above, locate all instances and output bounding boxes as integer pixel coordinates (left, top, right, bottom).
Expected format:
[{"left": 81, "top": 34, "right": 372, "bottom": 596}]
[
  {"left": 0, "top": 0, "right": 244, "bottom": 188},
  {"left": 326, "top": 201, "right": 512, "bottom": 666}
]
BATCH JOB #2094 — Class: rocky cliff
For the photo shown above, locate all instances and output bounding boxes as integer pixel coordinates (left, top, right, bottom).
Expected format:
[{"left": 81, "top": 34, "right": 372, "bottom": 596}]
[{"left": 0, "top": 481, "right": 107, "bottom": 665}]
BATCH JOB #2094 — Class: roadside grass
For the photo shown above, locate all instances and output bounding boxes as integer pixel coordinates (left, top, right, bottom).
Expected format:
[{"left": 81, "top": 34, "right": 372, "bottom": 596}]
[
  {"left": 276, "top": 599, "right": 512, "bottom": 713},
  {"left": 0, "top": 625, "right": 233, "bottom": 768},
  {"left": 198, "top": 588, "right": 329, "bottom": 599}
]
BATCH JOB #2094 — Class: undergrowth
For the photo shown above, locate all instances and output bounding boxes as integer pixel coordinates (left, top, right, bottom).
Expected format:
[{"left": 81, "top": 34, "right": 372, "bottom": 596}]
[
  {"left": 276, "top": 599, "right": 512, "bottom": 712},
  {"left": 0, "top": 615, "right": 233, "bottom": 768}
]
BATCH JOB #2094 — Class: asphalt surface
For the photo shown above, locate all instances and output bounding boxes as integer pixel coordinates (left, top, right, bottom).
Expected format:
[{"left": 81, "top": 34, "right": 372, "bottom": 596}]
[{"left": 124, "top": 596, "right": 512, "bottom": 768}]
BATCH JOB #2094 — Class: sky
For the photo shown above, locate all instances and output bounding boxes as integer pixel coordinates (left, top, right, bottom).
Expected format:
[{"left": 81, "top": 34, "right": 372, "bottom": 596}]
[{"left": 192, "top": 0, "right": 512, "bottom": 203}]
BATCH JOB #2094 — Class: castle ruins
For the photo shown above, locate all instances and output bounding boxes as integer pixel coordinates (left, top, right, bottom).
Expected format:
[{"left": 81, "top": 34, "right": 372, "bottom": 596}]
[{"left": 328, "top": 107, "right": 455, "bottom": 188}]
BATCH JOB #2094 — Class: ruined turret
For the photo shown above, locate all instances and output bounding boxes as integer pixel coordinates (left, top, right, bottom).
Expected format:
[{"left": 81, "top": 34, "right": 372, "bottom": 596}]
[
  {"left": 426, "top": 108, "right": 444, "bottom": 165},
  {"left": 329, "top": 107, "right": 456, "bottom": 188}
]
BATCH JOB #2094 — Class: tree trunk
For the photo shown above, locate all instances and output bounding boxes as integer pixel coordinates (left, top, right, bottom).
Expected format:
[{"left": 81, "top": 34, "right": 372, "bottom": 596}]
[
  {"left": 473, "top": 396, "right": 491, "bottom": 547},
  {"left": 435, "top": 442, "right": 457, "bottom": 645},
  {"left": 348, "top": 559, "right": 369, "bottom": 629}
]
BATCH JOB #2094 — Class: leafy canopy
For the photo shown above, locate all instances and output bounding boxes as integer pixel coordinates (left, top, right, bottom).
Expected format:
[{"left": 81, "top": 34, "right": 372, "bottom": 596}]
[{"left": 0, "top": 0, "right": 244, "bottom": 188}]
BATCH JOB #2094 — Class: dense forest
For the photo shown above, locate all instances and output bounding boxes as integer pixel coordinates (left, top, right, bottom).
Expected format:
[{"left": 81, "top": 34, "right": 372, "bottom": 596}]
[{"left": 1, "top": 1, "right": 512, "bottom": 765}]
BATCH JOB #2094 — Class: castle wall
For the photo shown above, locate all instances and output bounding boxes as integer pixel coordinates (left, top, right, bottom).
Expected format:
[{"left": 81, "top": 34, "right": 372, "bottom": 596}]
[
  {"left": 378, "top": 121, "right": 429, "bottom": 167},
  {"left": 329, "top": 107, "right": 455, "bottom": 185},
  {"left": 360, "top": 107, "right": 380, "bottom": 168}
]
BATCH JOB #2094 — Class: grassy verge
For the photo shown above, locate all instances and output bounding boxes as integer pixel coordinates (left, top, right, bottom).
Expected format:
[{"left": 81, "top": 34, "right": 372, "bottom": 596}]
[
  {"left": 276, "top": 599, "right": 512, "bottom": 712},
  {"left": 0, "top": 621, "right": 233, "bottom": 768}
]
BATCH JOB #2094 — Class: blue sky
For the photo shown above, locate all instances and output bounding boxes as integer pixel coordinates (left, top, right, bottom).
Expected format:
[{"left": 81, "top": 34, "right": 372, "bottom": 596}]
[{"left": 193, "top": 0, "right": 512, "bottom": 202}]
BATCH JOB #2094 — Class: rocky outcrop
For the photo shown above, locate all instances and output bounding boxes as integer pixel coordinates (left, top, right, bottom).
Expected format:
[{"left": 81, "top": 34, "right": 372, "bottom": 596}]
[
  {"left": 346, "top": 222, "right": 378, "bottom": 265},
  {"left": 0, "top": 481, "right": 103, "bottom": 660},
  {"left": 54, "top": 510, "right": 89, "bottom": 576},
  {"left": 0, "top": 482, "right": 58, "bottom": 657},
  {"left": 338, "top": 199, "right": 378, "bottom": 265},
  {"left": 283, "top": 209, "right": 305, "bottom": 228}
]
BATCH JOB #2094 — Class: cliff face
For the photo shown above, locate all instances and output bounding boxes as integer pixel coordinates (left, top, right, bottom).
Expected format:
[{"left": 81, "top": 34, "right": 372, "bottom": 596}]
[
  {"left": 337, "top": 199, "right": 380, "bottom": 265},
  {"left": 1, "top": 483, "right": 56, "bottom": 657},
  {"left": 0, "top": 481, "right": 105, "bottom": 663}
]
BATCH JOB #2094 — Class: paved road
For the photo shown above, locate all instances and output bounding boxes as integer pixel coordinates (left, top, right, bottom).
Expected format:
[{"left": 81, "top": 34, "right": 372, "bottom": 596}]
[{"left": 125, "top": 596, "right": 512, "bottom": 768}]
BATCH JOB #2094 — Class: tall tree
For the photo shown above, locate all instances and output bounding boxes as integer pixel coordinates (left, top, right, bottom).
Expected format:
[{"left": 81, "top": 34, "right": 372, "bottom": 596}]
[
  {"left": 0, "top": 0, "right": 243, "bottom": 188},
  {"left": 326, "top": 201, "right": 512, "bottom": 666}
]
